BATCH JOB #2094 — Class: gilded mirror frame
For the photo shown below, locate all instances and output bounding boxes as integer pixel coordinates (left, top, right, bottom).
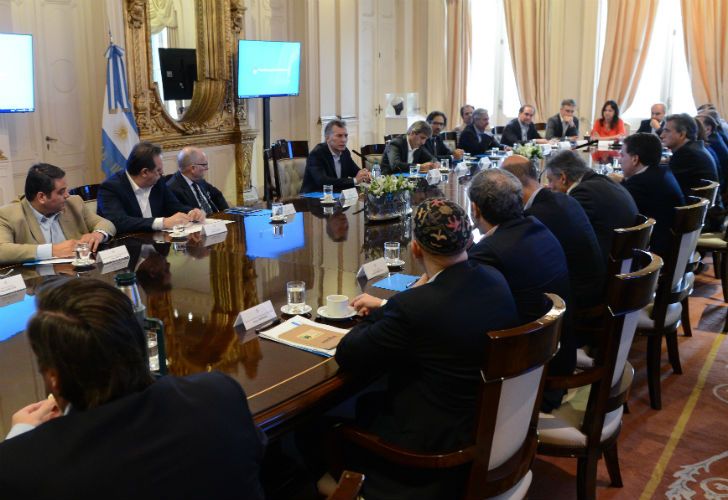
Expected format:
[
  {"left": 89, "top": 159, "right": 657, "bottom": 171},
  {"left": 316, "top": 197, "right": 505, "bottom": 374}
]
[{"left": 124, "top": 0, "right": 255, "bottom": 201}]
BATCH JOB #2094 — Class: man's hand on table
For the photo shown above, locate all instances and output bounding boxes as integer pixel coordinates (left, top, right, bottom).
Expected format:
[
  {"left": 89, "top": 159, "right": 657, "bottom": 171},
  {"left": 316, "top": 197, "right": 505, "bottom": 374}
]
[{"left": 350, "top": 293, "right": 386, "bottom": 316}]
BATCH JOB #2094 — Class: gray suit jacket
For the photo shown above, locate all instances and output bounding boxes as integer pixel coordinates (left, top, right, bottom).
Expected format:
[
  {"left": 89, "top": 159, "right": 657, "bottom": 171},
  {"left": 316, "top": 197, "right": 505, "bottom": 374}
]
[{"left": 0, "top": 196, "right": 116, "bottom": 264}]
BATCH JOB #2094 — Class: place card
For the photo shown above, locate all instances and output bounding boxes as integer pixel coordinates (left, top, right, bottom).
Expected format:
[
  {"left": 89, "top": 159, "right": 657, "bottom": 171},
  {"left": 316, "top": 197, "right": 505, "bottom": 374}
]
[
  {"left": 282, "top": 203, "right": 296, "bottom": 216},
  {"left": 356, "top": 258, "right": 389, "bottom": 280},
  {"left": 559, "top": 141, "right": 571, "bottom": 150},
  {"left": 0, "top": 288, "right": 25, "bottom": 307},
  {"left": 597, "top": 141, "right": 611, "bottom": 151},
  {"left": 0, "top": 274, "right": 25, "bottom": 296},
  {"left": 426, "top": 169, "right": 442, "bottom": 185},
  {"left": 201, "top": 221, "right": 228, "bottom": 237},
  {"left": 233, "top": 300, "right": 277, "bottom": 330},
  {"left": 97, "top": 245, "right": 130, "bottom": 264},
  {"left": 341, "top": 187, "right": 358, "bottom": 200},
  {"left": 100, "top": 257, "right": 131, "bottom": 274},
  {"left": 203, "top": 232, "right": 228, "bottom": 247}
]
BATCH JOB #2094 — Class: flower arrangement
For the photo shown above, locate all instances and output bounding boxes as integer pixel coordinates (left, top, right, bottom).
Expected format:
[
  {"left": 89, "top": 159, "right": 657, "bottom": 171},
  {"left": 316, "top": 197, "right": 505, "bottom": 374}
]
[
  {"left": 513, "top": 143, "right": 544, "bottom": 160},
  {"left": 367, "top": 175, "right": 416, "bottom": 197}
]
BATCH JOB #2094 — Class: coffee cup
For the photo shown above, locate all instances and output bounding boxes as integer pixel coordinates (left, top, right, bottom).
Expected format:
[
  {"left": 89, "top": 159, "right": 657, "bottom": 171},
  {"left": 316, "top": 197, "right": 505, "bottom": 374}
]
[{"left": 326, "top": 294, "right": 349, "bottom": 318}]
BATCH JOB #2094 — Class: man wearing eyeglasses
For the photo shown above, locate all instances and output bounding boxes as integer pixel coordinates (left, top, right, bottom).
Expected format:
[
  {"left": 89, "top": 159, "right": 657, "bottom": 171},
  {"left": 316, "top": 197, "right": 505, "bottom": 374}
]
[
  {"left": 424, "top": 111, "right": 464, "bottom": 160},
  {"left": 167, "top": 146, "right": 229, "bottom": 215}
]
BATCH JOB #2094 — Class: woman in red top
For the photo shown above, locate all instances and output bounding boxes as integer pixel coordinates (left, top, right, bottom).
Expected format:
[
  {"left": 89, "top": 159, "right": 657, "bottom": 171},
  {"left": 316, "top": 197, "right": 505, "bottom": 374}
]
[{"left": 591, "top": 100, "right": 626, "bottom": 140}]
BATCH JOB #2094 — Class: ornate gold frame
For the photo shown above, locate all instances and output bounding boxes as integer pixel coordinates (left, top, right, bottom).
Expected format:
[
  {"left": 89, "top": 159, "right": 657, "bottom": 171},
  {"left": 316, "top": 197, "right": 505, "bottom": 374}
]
[{"left": 124, "top": 0, "right": 255, "bottom": 203}]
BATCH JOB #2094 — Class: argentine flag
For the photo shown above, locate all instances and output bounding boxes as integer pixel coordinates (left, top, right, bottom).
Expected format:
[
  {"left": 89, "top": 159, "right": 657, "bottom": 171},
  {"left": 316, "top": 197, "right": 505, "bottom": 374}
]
[{"left": 101, "top": 41, "right": 139, "bottom": 178}]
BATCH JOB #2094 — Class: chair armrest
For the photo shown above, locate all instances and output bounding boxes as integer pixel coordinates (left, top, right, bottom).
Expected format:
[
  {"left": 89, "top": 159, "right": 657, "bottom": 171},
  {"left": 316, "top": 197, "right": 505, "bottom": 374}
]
[
  {"left": 327, "top": 471, "right": 365, "bottom": 500},
  {"left": 544, "top": 367, "right": 605, "bottom": 391},
  {"left": 335, "top": 424, "right": 475, "bottom": 468}
]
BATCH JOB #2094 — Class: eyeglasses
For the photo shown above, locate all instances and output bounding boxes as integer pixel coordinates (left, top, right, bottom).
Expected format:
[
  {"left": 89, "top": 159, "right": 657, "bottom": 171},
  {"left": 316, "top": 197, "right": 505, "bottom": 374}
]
[
  {"left": 193, "top": 163, "right": 209, "bottom": 169},
  {"left": 431, "top": 122, "right": 446, "bottom": 126}
]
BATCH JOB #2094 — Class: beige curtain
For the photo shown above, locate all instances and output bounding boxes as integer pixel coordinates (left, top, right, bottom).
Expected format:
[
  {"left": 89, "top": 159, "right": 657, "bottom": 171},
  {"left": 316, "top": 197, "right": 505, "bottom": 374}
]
[
  {"left": 681, "top": 0, "right": 728, "bottom": 117},
  {"left": 149, "top": 0, "right": 178, "bottom": 35},
  {"left": 504, "top": 0, "right": 550, "bottom": 121},
  {"left": 446, "top": 0, "right": 471, "bottom": 127},
  {"left": 595, "top": 0, "right": 658, "bottom": 113}
]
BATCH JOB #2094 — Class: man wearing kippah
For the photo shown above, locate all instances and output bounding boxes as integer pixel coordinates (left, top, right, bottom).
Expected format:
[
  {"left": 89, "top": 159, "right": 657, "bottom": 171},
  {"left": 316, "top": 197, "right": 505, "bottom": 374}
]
[{"left": 334, "top": 198, "right": 519, "bottom": 499}]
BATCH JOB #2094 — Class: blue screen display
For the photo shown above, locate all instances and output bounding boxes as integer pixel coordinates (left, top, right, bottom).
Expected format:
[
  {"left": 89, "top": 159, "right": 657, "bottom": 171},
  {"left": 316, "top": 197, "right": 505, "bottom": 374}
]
[
  {"left": 0, "top": 293, "right": 35, "bottom": 342},
  {"left": 237, "top": 40, "right": 301, "bottom": 98},
  {"left": 244, "top": 213, "right": 305, "bottom": 258},
  {"left": 0, "top": 33, "right": 34, "bottom": 113}
]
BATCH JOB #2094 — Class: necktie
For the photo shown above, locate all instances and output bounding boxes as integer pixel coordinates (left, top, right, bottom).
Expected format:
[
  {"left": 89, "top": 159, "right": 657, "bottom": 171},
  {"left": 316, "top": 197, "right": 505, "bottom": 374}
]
[{"left": 192, "top": 182, "right": 214, "bottom": 215}]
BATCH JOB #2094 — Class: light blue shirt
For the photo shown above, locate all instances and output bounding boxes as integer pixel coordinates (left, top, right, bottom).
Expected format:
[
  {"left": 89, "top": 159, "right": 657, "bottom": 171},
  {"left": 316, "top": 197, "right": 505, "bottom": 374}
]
[{"left": 29, "top": 205, "right": 65, "bottom": 260}]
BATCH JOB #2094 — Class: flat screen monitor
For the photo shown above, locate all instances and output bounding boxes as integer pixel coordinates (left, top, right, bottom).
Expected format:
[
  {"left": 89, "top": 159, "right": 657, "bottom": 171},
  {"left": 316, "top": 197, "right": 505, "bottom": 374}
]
[
  {"left": 237, "top": 40, "right": 301, "bottom": 99},
  {"left": 0, "top": 33, "right": 34, "bottom": 113},
  {"left": 158, "top": 48, "right": 197, "bottom": 101}
]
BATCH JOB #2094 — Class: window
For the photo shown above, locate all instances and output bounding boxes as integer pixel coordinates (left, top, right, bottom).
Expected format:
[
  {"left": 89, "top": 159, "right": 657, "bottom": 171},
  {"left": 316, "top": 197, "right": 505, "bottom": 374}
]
[{"left": 621, "top": 0, "right": 696, "bottom": 123}]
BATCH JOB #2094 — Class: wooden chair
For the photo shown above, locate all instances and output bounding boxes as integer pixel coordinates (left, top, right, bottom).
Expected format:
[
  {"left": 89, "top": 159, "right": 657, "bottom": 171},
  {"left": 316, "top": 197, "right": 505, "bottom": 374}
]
[
  {"left": 440, "top": 131, "right": 458, "bottom": 152},
  {"left": 538, "top": 250, "right": 663, "bottom": 500},
  {"left": 384, "top": 134, "right": 403, "bottom": 143},
  {"left": 329, "top": 294, "right": 566, "bottom": 500},
  {"left": 271, "top": 140, "right": 309, "bottom": 199},
  {"left": 494, "top": 126, "right": 505, "bottom": 141},
  {"left": 68, "top": 183, "right": 100, "bottom": 201},
  {"left": 262, "top": 148, "right": 278, "bottom": 202},
  {"left": 360, "top": 143, "right": 386, "bottom": 169},
  {"left": 535, "top": 122, "right": 547, "bottom": 136},
  {"left": 636, "top": 196, "right": 709, "bottom": 409},
  {"left": 327, "top": 470, "right": 365, "bottom": 500}
]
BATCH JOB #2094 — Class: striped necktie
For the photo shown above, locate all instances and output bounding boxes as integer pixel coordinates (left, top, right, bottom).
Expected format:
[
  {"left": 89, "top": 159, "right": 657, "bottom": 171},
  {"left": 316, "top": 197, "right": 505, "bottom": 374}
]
[{"left": 192, "top": 182, "right": 214, "bottom": 215}]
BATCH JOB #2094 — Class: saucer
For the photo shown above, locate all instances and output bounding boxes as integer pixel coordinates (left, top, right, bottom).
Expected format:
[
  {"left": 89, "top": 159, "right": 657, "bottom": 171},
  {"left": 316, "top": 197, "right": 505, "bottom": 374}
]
[
  {"left": 170, "top": 231, "right": 187, "bottom": 239},
  {"left": 386, "top": 259, "right": 405, "bottom": 268},
  {"left": 281, "top": 304, "right": 312, "bottom": 315},
  {"left": 317, "top": 305, "right": 357, "bottom": 320},
  {"left": 72, "top": 258, "right": 95, "bottom": 268}
]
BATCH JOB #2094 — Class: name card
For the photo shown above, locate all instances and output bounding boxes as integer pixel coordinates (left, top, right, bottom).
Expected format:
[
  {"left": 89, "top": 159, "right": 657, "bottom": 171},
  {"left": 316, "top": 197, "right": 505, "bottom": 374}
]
[
  {"left": 98, "top": 245, "right": 130, "bottom": 264},
  {"left": 282, "top": 203, "right": 296, "bottom": 216},
  {"left": 341, "top": 187, "right": 358, "bottom": 200},
  {"left": 426, "top": 169, "right": 442, "bottom": 185},
  {"left": 201, "top": 222, "right": 228, "bottom": 237},
  {"left": 203, "top": 232, "right": 228, "bottom": 247},
  {"left": 0, "top": 289, "right": 25, "bottom": 307},
  {"left": 559, "top": 141, "right": 571, "bottom": 150},
  {"left": 243, "top": 187, "right": 259, "bottom": 204},
  {"left": 0, "top": 274, "right": 25, "bottom": 296},
  {"left": 234, "top": 300, "right": 277, "bottom": 330},
  {"left": 100, "top": 257, "right": 131, "bottom": 274},
  {"left": 539, "top": 143, "right": 552, "bottom": 156},
  {"left": 356, "top": 258, "right": 389, "bottom": 280},
  {"left": 597, "top": 141, "right": 611, "bottom": 151}
]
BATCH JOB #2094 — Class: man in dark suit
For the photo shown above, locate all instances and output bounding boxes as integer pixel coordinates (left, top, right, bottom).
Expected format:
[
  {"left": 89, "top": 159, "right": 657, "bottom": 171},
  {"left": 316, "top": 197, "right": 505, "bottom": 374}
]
[
  {"left": 97, "top": 141, "right": 204, "bottom": 234},
  {"left": 615, "top": 133, "right": 685, "bottom": 258},
  {"left": 501, "top": 155, "right": 605, "bottom": 312},
  {"left": 338, "top": 198, "right": 519, "bottom": 499},
  {"left": 456, "top": 107, "right": 500, "bottom": 155},
  {"left": 467, "top": 169, "right": 573, "bottom": 407},
  {"left": 167, "top": 146, "right": 229, "bottom": 215},
  {"left": 380, "top": 120, "right": 437, "bottom": 174},
  {"left": 545, "top": 99, "right": 580, "bottom": 140},
  {"left": 299, "top": 119, "right": 370, "bottom": 193},
  {"left": 501, "top": 104, "right": 547, "bottom": 147},
  {"left": 661, "top": 113, "right": 719, "bottom": 199},
  {"left": 0, "top": 278, "right": 265, "bottom": 499},
  {"left": 424, "top": 110, "right": 464, "bottom": 159},
  {"left": 636, "top": 103, "right": 667, "bottom": 135},
  {"left": 545, "top": 150, "right": 639, "bottom": 263}
]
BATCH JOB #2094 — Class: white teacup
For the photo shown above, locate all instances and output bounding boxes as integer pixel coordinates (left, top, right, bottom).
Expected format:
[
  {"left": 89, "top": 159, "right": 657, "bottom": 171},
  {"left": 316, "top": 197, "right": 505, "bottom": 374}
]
[{"left": 326, "top": 294, "right": 349, "bottom": 318}]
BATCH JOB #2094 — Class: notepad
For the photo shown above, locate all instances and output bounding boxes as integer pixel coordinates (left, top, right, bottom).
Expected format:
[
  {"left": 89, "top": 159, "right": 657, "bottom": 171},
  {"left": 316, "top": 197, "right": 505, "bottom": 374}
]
[
  {"left": 258, "top": 315, "right": 349, "bottom": 357},
  {"left": 372, "top": 273, "right": 419, "bottom": 292}
]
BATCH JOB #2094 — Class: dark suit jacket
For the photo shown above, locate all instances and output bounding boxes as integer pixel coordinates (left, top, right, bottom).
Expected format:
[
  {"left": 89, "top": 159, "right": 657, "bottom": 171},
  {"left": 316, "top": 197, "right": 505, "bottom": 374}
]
[
  {"left": 622, "top": 166, "right": 685, "bottom": 258},
  {"left": 526, "top": 188, "right": 605, "bottom": 310},
  {"left": 569, "top": 171, "right": 639, "bottom": 263},
  {"left": 468, "top": 216, "right": 573, "bottom": 379},
  {"left": 299, "top": 143, "right": 362, "bottom": 193},
  {"left": 501, "top": 118, "right": 540, "bottom": 147},
  {"left": 97, "top": 171, "right": 193, "bottom": 234},
  {"left": 669, "top": 140, "right": 719, "bottom": 199},
  {"left": 707, "top": 132, "right": 728, "bottom": 187},
  {"left": 0, "top": 372, "right": 265, "bottom": 500},
  {"left": 456, "top": 124, "right": 500, "bottom": 155},
  {"left": 545, "top": 114, "right": 580, "bottom": 139},
  {"left": 636, "top": 119, "right": 664, "bottom": 135},
  {"left": 380, "top": 135, "right": 436, "bottom": 174},
  {"left": 423, "top": 135, "right": 453, "bottom": 158},
  {"left": 166, "top": 171, "right": 229, "bottom": 213},
  {"left": 336, "top": 260, "right": 518, "bottom": 499}
]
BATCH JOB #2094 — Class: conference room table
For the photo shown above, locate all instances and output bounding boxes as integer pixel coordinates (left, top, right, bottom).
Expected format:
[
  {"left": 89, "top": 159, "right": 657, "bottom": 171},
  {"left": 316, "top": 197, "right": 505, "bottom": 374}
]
[{"left": 0, "top": 147, "right": 618, "bottom": 439}]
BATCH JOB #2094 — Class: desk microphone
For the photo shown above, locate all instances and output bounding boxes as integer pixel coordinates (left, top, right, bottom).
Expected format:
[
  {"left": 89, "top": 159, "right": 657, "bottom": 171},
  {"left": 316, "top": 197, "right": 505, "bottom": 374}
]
[
  {"left": 351, "top": 149, "right": 371, "bottom": 167},
  {"left": 572, "top": 139, "right": 599, "bottom": 151}
]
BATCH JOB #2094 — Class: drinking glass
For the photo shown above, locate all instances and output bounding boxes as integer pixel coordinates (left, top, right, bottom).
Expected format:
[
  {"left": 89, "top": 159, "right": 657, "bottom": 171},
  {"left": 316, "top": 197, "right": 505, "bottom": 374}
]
[
  {"left": 440, "top": 158, "right": 449, "bottom": 171},
  {"left": 384, "top": 241, "right": 401, "bottom": 266},
  {"left": 409, "top": 165, "right": 419, "bottom": 177},
  {"left": 323, "top": 185, "right": 334, "bottom": 201},
  {"left": 371, "top": 163, "right": 382, "bottom": 179},
  {"left": 286, "top": 281, "right": 306, "bottom": 314},
  {"left": 271, "top": 202, "right": 284, "bottom": 220},
  {"left": 75, "top": 242, "right": 91, "bottom": 263}
]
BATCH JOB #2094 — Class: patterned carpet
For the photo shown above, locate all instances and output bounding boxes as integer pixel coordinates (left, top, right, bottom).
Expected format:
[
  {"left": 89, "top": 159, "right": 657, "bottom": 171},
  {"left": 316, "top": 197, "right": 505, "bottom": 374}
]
[{"left": 532, "top": 257, "right": 728, "bottom": 499}]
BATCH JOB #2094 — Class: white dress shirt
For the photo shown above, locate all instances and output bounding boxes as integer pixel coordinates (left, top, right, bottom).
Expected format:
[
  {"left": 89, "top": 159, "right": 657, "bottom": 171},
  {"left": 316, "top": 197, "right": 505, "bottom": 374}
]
[
  {"left": 29, "top": 205, "right": 65, "bottom": 260},
  {"left": 126, "top": 171, "right": 164, "bottom": 231}
]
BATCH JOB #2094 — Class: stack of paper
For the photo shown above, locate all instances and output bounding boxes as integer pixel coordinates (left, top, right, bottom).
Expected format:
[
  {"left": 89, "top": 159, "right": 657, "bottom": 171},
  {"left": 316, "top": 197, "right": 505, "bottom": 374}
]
[{"left": 259, "top": 315, "right": 350, "bottom": 357}]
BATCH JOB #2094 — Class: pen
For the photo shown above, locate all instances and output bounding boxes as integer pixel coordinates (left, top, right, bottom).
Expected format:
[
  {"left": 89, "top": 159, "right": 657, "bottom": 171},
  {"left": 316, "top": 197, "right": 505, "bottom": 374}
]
[{"left": 405, "top": 279, "right": 417, "bottom": 289}]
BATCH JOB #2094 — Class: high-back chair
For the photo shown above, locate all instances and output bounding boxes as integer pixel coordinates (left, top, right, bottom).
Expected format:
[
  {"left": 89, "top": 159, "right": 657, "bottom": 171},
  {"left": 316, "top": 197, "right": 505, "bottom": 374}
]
[
  {"left": 607, "top": 214, "right": 655, "bottom": 277},
  {"left": 329, "top": 294, "right": 566, "bottom": 500},
  {"left": 271, "top": 140, "right": 309, "bottom": 200},
  {"left": 538, "top": 250, "right": 662, "bottom": 500},
  {"left": 637, "top": 196, "right": 709, "bottom": 409},
  {"left": 360, "top": 143, "right": 386, "bottom": 169},
  {"left": 262, "top": 147, "right": 279, "bottom": 202},
  {"left": 693, "top": 180, "right": 728, "bottom": 305},
  {"left": 440, "top": 131, "right": 458, "bottom": 152},
  {"left": 69, "top": 183, "right": 101, "bottom": 213}
]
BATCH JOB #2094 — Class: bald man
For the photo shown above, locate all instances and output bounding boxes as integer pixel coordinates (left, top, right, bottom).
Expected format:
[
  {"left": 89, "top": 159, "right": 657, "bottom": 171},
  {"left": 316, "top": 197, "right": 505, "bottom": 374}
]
[
  {"left": 636, "top": 103, "right": 667, "bottom": 135},
  {"left": 167, "top": 147, "right": 229, "bottom": 215}
]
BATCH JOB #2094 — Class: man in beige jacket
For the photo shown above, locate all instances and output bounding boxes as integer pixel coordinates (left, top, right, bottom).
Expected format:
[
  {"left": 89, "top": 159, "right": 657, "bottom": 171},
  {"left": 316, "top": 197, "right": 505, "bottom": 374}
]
[{"left": 0, "top": 163, "right": 116, "bottom": 265}]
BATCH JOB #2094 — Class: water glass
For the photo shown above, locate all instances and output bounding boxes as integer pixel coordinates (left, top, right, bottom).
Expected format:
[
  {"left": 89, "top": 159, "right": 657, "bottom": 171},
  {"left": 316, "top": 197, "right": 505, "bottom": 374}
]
[
  {"left": 75, "top": 242, "right": 91, "bottom": 263},
  {"left": 286, "top": 281, "right": 307, "bottom": 314},
  {"left": 371, "top": 163, "right": 382, "bottom": 179},
  {"left": 271, "top": 202, "right": 284, "bottom": 220},
  {"left": 491, "top": 147, "right": 499, "bottom": 156},
  {"left": 323, "top": 184, "right": 334, "bottom": 201},
  {"left": 440, "top": 158, "right": 450, "bottom": 171},
  {"left": 384, "top": 241, "right": 401, "bottom": 266},
  {"left": 409, "top": 165, "right": 419, "bottom": 177}
]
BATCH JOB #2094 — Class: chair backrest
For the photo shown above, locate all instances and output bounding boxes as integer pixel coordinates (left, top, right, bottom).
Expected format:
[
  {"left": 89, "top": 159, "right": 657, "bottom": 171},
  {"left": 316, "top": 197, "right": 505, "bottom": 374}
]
[
  {"left": 68, "top": 183, "right": 100, "bottom": 201},
  {"left": 690, "top": 179, "right": 720, "bottom": 207},
  {"left": 327, "top": 471, "right": 364, "bottom": 500},
  {"left": 360, "top": 143, "right": 386, "bottom": 168},
  {"left": 493, "top": 126, "right": 505, "bottom": 141},
  {"left": 607, "top": 214, "right": 655, "bottom": 277},
  {"left": 466, "top": 293, "right": 565, "bottom": 499},
  {"left": 384, "top": 134, "right": 403, "bottom": 143},
  {"left": 271, "top": 140, "right": 309, "bottom": 199},
  {"left": 262, "top": 148, "right": 279, "bottom": 202},
  {"left": 535, "top": 122, "right": 547, "bottom": 133}
]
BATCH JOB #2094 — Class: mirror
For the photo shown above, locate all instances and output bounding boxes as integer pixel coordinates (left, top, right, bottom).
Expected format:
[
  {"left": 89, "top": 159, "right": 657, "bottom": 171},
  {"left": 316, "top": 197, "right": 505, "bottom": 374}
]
[{"left": 148, "top": 0, "right": 197, "bottom": 120}]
